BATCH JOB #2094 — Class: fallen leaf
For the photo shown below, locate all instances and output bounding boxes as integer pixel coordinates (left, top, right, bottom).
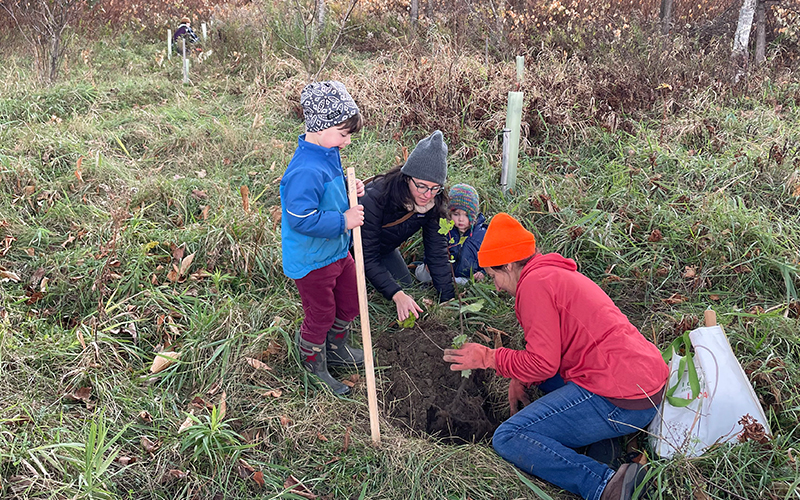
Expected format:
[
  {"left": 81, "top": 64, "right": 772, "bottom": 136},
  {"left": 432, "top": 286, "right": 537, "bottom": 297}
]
[
  {"left": 178, "top": 411, "right": 195, "bottom": 433},
  {"left": 263, "top": 389, "right": 282, "bottom": 398},
  {"left": 219, "top": 391, "right": 227, "bottom": 421},
  {"left": 61, "top": 234, "right": 76, "bottom": 248},
  {"left": 279, "top": 415, "right": 291, "bottom": 428},
  {"left": 237, "top": 459, "right": 255, "bottom": 478},
  {"left": 200, "top": 205, "right": 210, "bottom": 220},
  {"left": 171, "top": 243, "right": 185, "bottom": 262},
  {"left": 269, "top": 205, "right": 281, "bottom": 225},
  {"left": 252, "top": 471, "right": 265, "bottom": 487},
  {"left": 709, "top": 294, "right": 720, "bottom": 301},
  {"left": 246, "top": 357, "right": 273, "bottom": 371},
  {"left": 139, "top": 410, "right": 153, "bottom": 423},
  {"left": 264, "top": 341, "right": 282, "bottom": 356},
  {"left": 67, "top": 386, "right": 92, "bottom": 403},
  {"left": 648, "top": 229, "right": 663, "bottom": 242},
  {"left": 191, "top": 396, "right": 211, "bottom": 409},
  {"left": 316, "top": 432, "right": 328, "bottom": 442},
  {"left": 241, "top": 185, "right": 250, "bottom": 213},
  {"left": 77, "top": 328, "right": 87, "bottom": 350},
  {"left": 682, "top": 266, "right": 697, "bottom": 279},
  {"left": 341, "top": 374, "right": 360, "bottom": 388},
  {"left": 116, "top": 456, "right": 137, "bottom": 465},
  {"left": 166, "top": 469, "right": 188, "bottom": 480},
  {"left": 284, "top": 475, "right": 317, "bottom": 499},
  {"left": 150, "top": 351, "right": 180, "bottom": 373},
  {"left": 24, "top": 248, "right": 35, "bottom": 256},
  {"left": 208, "top": 381, "right": 221, "bottom": 395},
  {"left": 191, "top": 189, "right": 207, "bottom": 200},
  {"left": 342, "top": 425, "right": 351, "bottom": 453},
  {"left": 0, "top": 269, "right": 21, "bottom": 282},
  {"left": 196, "top": 169, "right": 207, "bottom": 178},
  {"left": 179, "top": 253, "right": 195, "bottom": 277},
  {"left": 662, "top": 293, "right": 688, "bottom": 305},
  {"left": 141, "top": 436, "right": 160, "bottom": 454}
]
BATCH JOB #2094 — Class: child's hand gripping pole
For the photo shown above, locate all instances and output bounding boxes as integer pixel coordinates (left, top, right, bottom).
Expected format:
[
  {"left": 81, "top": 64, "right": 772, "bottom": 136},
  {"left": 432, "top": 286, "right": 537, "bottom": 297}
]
[{"left": 346, "top": 167, "right": 381, "bottom": 445}]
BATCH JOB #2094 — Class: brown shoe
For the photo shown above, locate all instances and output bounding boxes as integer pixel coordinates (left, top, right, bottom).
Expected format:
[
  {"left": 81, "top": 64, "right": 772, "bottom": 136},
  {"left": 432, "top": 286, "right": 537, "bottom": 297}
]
[{"left": 600, "top": 463, "right": 648, "bottom": 500}]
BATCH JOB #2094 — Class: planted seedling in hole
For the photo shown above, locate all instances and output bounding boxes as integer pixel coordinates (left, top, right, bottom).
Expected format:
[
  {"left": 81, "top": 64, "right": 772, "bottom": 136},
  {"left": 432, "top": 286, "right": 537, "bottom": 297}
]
[{"left": 451, "top": 333, "right": 471, "bottom": 378}]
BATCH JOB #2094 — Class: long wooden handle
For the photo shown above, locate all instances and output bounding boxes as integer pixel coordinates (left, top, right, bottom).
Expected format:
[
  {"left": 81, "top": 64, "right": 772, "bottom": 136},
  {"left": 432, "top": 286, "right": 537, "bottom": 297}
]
[{"left": 346, "top": 167, "right": 381, "bottom": 445}]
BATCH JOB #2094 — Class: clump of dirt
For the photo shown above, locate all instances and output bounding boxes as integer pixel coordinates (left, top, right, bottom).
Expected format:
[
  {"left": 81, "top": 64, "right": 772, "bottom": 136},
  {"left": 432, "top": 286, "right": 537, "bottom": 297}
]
[{"left": 374, "top": 321, "right": 503, "bottom": 444}]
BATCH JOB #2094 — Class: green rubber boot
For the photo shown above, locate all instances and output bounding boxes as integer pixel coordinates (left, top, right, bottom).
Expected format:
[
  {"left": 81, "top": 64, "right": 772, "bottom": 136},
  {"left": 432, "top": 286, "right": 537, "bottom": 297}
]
[
  {"left": 326, "top": 318, "right": 365, "bottom": 368},
  {"left": 295, "top": 331, "right": 349, "bottom": 395}
]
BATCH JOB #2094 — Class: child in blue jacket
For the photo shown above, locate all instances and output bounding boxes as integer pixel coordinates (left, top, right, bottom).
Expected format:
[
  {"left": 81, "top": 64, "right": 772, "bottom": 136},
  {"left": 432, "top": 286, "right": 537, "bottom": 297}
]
[
  {"left": 280, "top": 81, "right": 365, "bottom": 395},
  {"left": 415, "top": 183, "right": 487, "bottom": 285}
]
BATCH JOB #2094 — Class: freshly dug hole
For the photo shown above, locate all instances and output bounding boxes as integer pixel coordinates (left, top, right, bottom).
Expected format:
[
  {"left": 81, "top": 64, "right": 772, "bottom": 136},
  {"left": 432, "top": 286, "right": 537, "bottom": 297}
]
[{"left": 373, "top": 321, "right": 504, "bottom": 444}]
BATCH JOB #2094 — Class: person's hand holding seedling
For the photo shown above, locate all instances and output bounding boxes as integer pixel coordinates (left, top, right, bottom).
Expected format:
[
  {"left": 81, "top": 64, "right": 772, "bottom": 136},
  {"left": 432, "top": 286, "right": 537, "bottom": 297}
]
[
  {"left": 443, "top": 342, "right": 495, "bottom": 372},
  {"left": 393, "top": 290, "right": 422, "bottom": 324}
]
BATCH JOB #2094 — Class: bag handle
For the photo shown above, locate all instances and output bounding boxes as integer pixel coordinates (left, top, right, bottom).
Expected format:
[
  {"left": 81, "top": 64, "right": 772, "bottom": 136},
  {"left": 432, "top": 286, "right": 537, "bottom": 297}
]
[{"left": 663, "top": 331, "right": 701, "bottom": 407}]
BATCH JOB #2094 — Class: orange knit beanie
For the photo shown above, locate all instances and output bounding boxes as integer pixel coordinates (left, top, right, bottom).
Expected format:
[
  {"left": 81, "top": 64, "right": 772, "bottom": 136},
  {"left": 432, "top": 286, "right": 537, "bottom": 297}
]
[{"left": 477, "top": 213, "right": 536, "bottom": 267}]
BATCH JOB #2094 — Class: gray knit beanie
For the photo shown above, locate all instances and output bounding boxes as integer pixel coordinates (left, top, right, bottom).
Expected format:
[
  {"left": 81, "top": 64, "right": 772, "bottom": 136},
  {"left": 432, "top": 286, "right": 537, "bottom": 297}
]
[
  {"left": 400, "top": 130, "right": 448, "bottom": 186},
  {"left": 300, "top": 81, "right": 359, "bottom": 133}
]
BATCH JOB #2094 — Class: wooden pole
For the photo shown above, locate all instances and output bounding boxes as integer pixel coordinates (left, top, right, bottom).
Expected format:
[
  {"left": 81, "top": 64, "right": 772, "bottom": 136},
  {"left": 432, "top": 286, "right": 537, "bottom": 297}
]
[
  {"left": 704, "top": 309, "right": 717, "bottom": 327},
  {"left": 346, "top": 167, "right": 381, "bottom": 445},
  {"left": 167, "top": 29, "right": 172, "bottom": 60}
]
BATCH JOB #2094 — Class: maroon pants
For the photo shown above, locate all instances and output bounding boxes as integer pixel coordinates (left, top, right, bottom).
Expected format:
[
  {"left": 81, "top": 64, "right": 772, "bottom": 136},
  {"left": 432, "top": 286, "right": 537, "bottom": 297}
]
[{"left": 294, "top": 254, "right": 359, "bottom": 345}]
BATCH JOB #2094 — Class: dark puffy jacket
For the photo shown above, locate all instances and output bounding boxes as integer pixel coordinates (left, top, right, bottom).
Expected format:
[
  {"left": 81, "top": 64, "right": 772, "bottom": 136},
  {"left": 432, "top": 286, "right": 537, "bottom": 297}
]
[
  {"left": 447, "top": 213, "right": 487, "bottom": 278},
  {"left": 360, "top": 177, "right": 455, "bottom": 302}
]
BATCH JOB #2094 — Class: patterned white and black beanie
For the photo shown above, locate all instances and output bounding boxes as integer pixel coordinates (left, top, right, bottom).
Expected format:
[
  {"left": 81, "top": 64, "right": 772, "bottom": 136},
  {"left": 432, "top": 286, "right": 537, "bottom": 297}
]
[{"left": 300, "top": 81, "right": 359, "bottom": 133}]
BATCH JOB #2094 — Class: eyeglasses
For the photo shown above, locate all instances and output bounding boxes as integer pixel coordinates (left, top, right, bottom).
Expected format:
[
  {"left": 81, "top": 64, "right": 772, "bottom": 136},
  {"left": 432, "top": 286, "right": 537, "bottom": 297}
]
[{"left": 411, "top": 180, "right": 444, "bottom": 195}]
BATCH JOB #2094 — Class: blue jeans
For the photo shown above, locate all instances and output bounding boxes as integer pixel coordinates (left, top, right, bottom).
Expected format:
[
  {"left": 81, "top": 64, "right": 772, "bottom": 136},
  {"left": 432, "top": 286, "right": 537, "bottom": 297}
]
[
  {"left": 381, "top": 248, "right": 413, "bottom": 287},
  {"left": 492, "top": 379, "right": 658, "bottom": 500}
]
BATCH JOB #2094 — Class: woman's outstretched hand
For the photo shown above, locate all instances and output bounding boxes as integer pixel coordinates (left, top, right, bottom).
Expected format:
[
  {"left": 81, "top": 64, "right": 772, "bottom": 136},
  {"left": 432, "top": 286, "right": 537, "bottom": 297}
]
[
  {"left": 443, "top": 343, "right": 496, "bottom": 371},
  {"left": 392, "top": 290, "right": 423, "bottom": 322}
]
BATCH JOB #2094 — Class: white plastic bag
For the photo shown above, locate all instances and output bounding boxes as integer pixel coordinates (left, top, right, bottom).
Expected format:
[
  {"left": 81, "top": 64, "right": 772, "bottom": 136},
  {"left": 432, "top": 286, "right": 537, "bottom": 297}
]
[{"left": 648, "top": 315, "right": 771, "bottom": 458}]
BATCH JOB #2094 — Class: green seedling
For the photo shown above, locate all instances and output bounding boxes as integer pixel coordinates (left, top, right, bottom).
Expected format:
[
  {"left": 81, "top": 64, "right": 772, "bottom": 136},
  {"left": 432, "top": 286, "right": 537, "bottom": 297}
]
[
  {"left": 451, "top": 334, "right": 471, "bottom": 378},
  {"left": 398, "top": 315, "right": 416, "bottom": 329}
]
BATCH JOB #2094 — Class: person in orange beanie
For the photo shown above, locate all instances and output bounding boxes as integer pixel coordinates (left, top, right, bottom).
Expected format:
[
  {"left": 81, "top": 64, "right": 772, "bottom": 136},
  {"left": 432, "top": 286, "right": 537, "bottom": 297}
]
[{"left": 443, "top": 213, "right": 668, "bottom": 500}]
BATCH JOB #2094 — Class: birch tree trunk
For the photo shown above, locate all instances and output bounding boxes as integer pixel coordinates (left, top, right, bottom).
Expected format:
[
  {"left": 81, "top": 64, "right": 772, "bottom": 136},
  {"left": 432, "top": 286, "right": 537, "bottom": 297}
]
[
  {"left": 660, "top": 0, "right": 674, "bottom": 35},
  {"left": 410, "top": 0, "right": 419, "bottom": 26},
  {"left": 755, "top": 0, "right": 766, "bottom": 65},
  {"left": 731, "top": 0, "right": 757, "bottom": 82}
]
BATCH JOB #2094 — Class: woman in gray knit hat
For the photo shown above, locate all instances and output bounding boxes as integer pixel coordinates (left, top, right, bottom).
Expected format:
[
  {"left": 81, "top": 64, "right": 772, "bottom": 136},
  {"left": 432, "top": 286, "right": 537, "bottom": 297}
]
[{"left": 359, "top": 131, "right": 455, "bottom": 322}]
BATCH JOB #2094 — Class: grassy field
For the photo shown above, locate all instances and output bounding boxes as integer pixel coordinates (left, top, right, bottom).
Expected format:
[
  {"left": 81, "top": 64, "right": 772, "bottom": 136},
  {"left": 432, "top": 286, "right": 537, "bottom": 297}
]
[{"left": 0, "top": 13, "right": 799, "bottom": 500}]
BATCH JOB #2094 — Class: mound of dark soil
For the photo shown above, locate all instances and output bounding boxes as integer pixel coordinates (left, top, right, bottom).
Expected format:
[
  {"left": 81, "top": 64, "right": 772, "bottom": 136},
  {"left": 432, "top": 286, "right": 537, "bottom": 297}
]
[{"left": 374, "top": 321, "right": 502, "bottom": 444}]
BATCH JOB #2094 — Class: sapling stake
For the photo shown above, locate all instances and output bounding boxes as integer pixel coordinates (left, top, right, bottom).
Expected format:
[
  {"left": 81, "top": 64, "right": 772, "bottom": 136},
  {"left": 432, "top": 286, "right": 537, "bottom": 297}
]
[{"left": 346, "top": 167, "right": 381, "bottom": 445}]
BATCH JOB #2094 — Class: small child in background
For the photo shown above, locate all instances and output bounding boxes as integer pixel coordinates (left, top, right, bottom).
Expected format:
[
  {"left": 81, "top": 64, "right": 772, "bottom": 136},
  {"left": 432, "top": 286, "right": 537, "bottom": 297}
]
[
  {"left": 173, "top": 16, "right": 200, "bottom": 53},
  {"left": 280, "top": 81, "right": 366, "bottom": 395},
  {"left": 415, "top": 183, "right": 487, "bottom": 285}
]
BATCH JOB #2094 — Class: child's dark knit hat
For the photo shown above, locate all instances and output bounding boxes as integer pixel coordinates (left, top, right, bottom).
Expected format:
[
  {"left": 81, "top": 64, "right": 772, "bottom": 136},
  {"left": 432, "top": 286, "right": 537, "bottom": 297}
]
[
  {"left": 401, "top": 130, "right": 448, "bottom": 186},
  {"left": 449, "top": 184, "right": 479, "bottom": 224},
  {"left": 300, "top": 81, "right": 359, "bottom": 133}
]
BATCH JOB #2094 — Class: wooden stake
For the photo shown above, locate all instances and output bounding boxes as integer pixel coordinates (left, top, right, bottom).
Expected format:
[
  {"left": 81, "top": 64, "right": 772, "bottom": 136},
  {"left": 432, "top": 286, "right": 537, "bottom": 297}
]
[
  {"left": 346, "top": 167, "right": 381, "bottom": 445},
  {"left": 704, "top": 309, "right": 717, "bottom": 327}
]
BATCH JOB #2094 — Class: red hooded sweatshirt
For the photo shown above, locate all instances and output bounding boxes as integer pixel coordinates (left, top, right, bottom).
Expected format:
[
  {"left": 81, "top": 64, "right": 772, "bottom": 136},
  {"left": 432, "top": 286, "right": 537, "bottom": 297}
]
[{"left": 494, "top": 253, "right": 668, "bottom": 401}]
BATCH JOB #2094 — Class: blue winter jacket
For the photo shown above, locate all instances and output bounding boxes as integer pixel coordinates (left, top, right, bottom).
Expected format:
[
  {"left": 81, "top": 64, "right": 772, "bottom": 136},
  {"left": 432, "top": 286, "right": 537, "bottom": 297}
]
[
  {"left": 447, "top": 213, "right": 487, "bottom": 278},
  {"left": 280, "top": 135, "right": 349, "bottom": 279}
]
